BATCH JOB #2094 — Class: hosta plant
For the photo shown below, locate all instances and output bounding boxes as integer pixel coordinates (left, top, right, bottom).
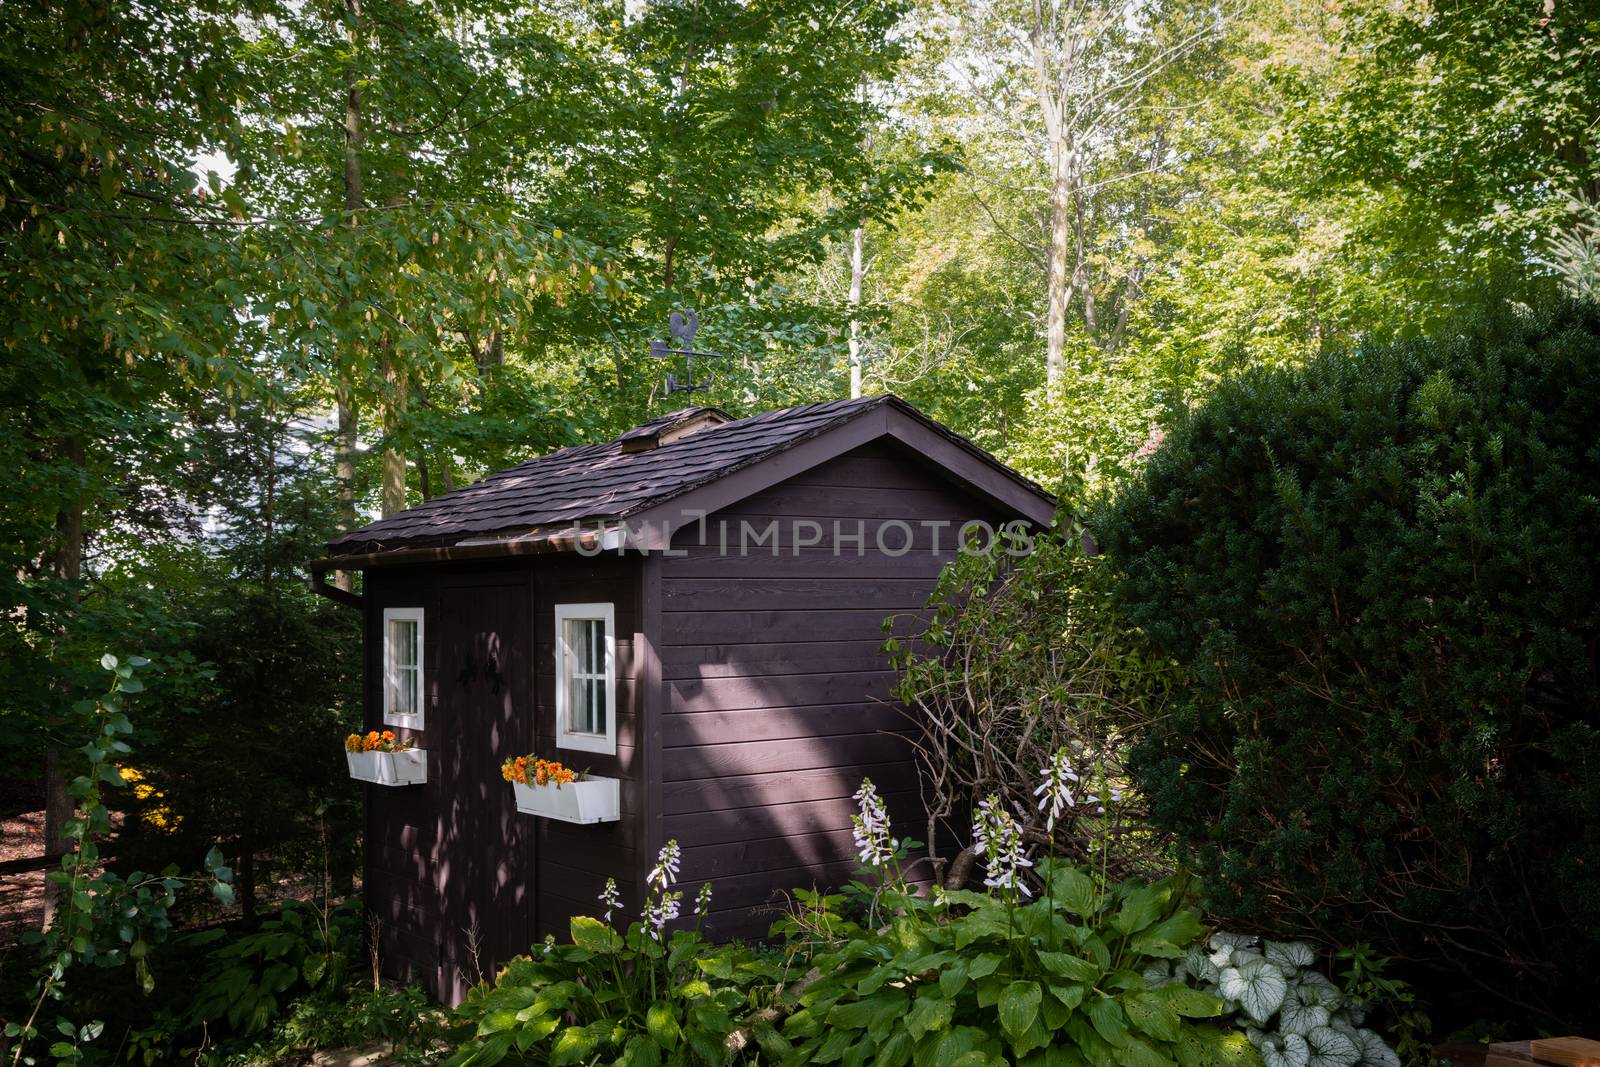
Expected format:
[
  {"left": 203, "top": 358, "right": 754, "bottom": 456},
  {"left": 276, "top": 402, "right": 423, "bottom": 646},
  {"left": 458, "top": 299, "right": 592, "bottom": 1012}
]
[
  {"left": 1145, "top": 933, "right": 1399, "bottom": 1067},
  {"left": 782, "top": 859, "right": 1253, "bottom": 1067},
  {"left": 444, "top": 843, "right": 790, "bottom": 1066}
]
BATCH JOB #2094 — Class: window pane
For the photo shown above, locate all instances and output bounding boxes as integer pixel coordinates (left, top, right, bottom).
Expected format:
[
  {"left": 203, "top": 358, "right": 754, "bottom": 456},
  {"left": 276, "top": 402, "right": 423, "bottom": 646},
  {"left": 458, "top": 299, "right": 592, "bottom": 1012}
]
[
  {"left": 395, "top": 666, "right": 418, "bottom": 715},
  {"left": 570, "top": 659, "right": 591, "bottom": 732},
  {"left": 565, "top": 618, "right": 588, "bottom": 676},
  {"left": 590, "top": 678, "right": 606, "bottom": 734},
  {"left": 390, "top": 619, "right": 417, "bottom": 668},
  {"left": 587, "top": 619, "right": 604, "bottom": 674}
]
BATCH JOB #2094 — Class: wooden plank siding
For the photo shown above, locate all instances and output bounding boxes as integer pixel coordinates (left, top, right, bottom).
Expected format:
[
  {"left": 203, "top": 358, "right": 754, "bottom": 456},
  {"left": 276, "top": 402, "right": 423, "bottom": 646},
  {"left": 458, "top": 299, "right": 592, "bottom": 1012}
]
[
  {"left": 654, "top": 439, "right": 1003, "bottom": 940},
  {"left": 362, "top": 554, "right": 644, "bottom": 1004}
]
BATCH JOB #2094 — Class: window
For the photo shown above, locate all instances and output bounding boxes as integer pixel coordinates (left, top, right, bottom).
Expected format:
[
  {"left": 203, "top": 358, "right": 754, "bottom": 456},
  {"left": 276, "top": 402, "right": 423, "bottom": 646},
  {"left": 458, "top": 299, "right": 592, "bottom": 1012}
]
[
  {"left": 555, "top": 603, "right": 616, "bottom": 755},
  {"left": 383, "top": 607, "right": 424, "bottom": 729}
]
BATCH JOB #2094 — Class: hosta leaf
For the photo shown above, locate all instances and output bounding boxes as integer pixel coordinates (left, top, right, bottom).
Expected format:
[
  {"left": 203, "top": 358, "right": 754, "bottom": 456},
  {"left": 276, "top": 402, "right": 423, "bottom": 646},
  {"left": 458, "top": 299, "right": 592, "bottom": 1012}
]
[
  {"left": 1038, "top": 951, "right": 1102, "bottom": 982},
  {"left": 1264, "top": 941, "right": 1316, "bottom": 971},
  {"left": 1131, "top": 910, "right": 1207, "bottom": 959},
  {"left": 1305, "top": 1026, "right": 1361, "bottom": 1067},
  {"left": 1120, "top": 1036, "right": 1175, "bottom": 1067},
  {"left": 550, "top": 1025, "right": 599, "bottom": 1065},
  {"left": 940, "top": 959, "right": 970, "bottom": 997},
  {"left": 569, "top": 916, "right": 619, "bottom": 954},
  {"left": 968, "top": 954, "right": 1003, "bottom": 979},
  {"left": 1156, "top": 985, "right": 1225, "bottom": 1018},
  {"left": 1356, "top": 1029, "right": 1401, "bottom": 1067},
  {"left": 1260, "top": 1033, "right": 1311, "bottom": 1067},
  {"left": 1051, "top": 866, "right": 1098, "bottom": 916},
  {"left": 1218, "top": 959, "right": 1287, "bottom": 1022},
  {"left": 1069, "top": 1018, "right": 1121, "bottom": 1067},
  {"left": 1197, "top": 1025, "right": 1259, "bottom": 1067},
  {"left": 645, "top": 1002, "right": 679, "bottom": 1049},
  {"left": 905, "top": 992, "right": 954, "bottom": 1040},
  {"left": 1087, "top": 995, "right": 1131, "bottom": 1048},
  {"left": 998, "top": 981, "right": 1042, "bottom": 1040},
  {"left": 1124, "top": 991, "right": 1181, "bottom": 1042},
  {"left": 1111, "top": 885, "right": 1168, "bottom": 936}
]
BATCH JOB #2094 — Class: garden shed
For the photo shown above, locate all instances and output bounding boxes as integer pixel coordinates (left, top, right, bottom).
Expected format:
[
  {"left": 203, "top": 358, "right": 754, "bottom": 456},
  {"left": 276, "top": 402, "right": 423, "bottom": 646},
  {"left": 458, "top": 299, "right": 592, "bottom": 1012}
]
[{"left": 310, "top": 394, "right": 1058, "bottom": 1004}]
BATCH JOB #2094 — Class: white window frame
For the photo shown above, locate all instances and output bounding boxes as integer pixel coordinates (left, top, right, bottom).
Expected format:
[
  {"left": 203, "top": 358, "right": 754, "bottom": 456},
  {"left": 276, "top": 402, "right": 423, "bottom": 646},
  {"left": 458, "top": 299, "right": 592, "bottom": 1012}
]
[
  {"left": 554, "top": 602, "right": 616, "bottom": 755},
  {"left": 382, "top": 607, "right": 425, "bottom": 730}
]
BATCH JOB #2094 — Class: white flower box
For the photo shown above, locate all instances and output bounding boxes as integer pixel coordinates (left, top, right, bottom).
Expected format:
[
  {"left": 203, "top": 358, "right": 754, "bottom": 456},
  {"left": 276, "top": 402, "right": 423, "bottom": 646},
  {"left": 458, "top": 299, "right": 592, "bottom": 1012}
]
[
  {"left": 511, "top": 776, "right": 619, "bottom": 824},
  {"left": 346, "top": 748, "right": 427, "bottom": 787}
]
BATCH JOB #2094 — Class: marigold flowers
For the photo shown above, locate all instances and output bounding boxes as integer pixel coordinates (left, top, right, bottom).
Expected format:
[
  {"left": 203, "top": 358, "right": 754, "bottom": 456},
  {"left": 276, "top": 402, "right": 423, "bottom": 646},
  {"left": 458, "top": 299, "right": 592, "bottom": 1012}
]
[
  {"left": 344, "top": 729, "right": 412, "bottom": 753},
  {"left": 500, "top": 753, "right": 578, "bottom": 787}
]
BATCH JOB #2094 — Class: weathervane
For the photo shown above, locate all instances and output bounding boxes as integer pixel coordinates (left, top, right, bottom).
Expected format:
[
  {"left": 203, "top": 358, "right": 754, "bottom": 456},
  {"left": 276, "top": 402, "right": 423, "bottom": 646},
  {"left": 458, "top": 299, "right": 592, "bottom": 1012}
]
[{"left": 648, "top": 309, "right": 726, "bottom": 395}]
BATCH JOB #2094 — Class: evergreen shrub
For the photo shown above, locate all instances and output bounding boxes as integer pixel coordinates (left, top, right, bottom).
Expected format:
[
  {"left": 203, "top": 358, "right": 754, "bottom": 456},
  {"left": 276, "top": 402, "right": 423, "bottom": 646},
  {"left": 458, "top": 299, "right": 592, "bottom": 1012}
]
[{"left": 1095, "top": 302, "right": 1600, "bottom": 1024}]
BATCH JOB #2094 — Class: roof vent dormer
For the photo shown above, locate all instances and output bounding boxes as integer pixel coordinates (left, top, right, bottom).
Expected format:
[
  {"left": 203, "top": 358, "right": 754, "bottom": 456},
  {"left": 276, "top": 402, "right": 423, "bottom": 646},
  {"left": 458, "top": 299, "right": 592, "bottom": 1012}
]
[{"left": 618, "top": 407, "right": 732, "bottom": 453}]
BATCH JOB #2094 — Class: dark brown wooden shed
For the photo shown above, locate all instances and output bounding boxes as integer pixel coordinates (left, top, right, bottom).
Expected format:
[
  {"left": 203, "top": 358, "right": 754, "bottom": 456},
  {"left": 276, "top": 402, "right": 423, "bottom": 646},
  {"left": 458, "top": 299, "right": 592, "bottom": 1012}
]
[{"left": 311, "top": 394, "right": 1057, "bottom": 1003}]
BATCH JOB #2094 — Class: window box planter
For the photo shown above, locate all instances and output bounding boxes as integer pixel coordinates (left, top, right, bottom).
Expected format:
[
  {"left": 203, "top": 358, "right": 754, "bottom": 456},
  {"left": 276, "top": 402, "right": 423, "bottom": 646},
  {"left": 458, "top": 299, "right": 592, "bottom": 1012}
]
[
  {"left": 346, "top": 748, "right": 428, "bottom": 787},
  {"left": 511, "top": 776, "right": 619, "bottom": 825}
]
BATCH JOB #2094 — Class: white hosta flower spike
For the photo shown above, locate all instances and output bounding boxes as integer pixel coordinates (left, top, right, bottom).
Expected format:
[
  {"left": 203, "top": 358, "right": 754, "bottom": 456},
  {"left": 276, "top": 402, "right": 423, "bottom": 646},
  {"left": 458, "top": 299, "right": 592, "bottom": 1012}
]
[
  {"left": 598, "top": 877, "right": 621, "bottom": 924},
  {"left": 648, "top": 839, "right": 682, "bottom": 890},
  {"left": 851, "top": 777, "right": 896, "bottom": 867},
  {"left": 1034, "top": 747, "right": 1079, "bottom": 832}
]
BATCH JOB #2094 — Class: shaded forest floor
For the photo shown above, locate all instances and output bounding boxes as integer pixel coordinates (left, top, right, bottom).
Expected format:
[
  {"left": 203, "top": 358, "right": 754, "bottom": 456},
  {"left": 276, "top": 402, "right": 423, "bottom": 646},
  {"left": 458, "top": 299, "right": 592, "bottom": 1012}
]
[{"left": 0, "top": 808, "right": 45, "bottom": 942}]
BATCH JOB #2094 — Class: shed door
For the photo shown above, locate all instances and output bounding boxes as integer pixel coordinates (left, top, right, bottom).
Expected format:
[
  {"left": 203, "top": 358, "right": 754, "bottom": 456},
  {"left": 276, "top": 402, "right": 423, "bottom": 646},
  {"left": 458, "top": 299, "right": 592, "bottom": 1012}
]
[{"left": 434, "top": 580, "right": 534, "bottom": 1001}]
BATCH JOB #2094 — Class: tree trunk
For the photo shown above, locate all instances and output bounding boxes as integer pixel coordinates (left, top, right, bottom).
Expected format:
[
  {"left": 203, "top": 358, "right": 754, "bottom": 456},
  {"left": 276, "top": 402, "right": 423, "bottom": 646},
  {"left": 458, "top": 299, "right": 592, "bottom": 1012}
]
[
  {"left": 334, "top": 386, "right": 357, "bottom": 591},
  {"left": 380, "top": 349, "right": 406, "bottom": 518},
  {"left": 847, "top": 221, "right": 866, "bottom": 398},
  {"left": 334, "top": 0, "right": 363, "bottom": 591},
  {"left": 1030, "top": 3, "right": 1076, "bottom": 388},
  {"left": 1074, "top": 191, "right": 1095, "bottom": 337},
  {"left": 342, "top": 0, "right": 363, "bottom": 217},
  {"left": 42, "top": 435, "right": 85, "bottom": 930},
  {"left": 1045, "top": 148, "right": 1074, "bottom": 387}
]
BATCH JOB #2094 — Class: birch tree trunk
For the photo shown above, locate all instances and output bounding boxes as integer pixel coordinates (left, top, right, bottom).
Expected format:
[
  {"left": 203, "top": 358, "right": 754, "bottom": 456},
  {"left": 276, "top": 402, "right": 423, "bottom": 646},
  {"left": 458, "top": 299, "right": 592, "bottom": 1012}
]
[
  {"left": 1031, "top": 2, "right": 1077, "bottom": 387},
  {"left": 847, "top": 221, "right": 866, "bottom": 399}
]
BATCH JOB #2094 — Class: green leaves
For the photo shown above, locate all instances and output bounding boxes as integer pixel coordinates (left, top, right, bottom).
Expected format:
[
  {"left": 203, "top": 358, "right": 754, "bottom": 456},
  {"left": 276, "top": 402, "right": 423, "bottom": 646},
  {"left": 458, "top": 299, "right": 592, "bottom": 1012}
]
[
  {"left": 786, "top": 865, "right": 1226, "bottom": 1067},
  {"left": 449, "top": 910, "right": 781, "bottom": 1067},
  {"left": 1049, "top": 865, "right": 1098, "bottom": 917},
  {"left": 571, "top": 916, "right": 622, "bottom": 954},
  {"left": 996, "top": 981, "right": 1041, "bottom": 1039}
]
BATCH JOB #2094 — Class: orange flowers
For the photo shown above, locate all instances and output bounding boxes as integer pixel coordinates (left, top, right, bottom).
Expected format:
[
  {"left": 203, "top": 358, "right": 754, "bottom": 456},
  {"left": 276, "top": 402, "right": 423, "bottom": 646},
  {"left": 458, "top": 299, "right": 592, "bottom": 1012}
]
[
  {"left": 345, "top": 729, "right": 413, "bottom": 753},
  {"left": 501, "top": 753, "right": 579, "bottom": 787}
]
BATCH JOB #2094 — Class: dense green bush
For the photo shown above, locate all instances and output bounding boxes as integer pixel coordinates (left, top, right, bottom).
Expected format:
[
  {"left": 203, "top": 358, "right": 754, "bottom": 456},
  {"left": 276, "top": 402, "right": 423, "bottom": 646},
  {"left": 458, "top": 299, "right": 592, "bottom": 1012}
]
[{"left": 1095, "top": 301, "right": 1600, "bottom": 1024}]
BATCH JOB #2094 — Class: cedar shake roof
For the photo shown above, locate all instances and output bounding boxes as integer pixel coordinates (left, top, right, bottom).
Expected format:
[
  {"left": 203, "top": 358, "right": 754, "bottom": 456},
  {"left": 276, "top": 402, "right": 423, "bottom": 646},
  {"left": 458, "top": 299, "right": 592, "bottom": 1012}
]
[{"left": 327, "top": 394, "right": 1055, "bottom": 556}]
